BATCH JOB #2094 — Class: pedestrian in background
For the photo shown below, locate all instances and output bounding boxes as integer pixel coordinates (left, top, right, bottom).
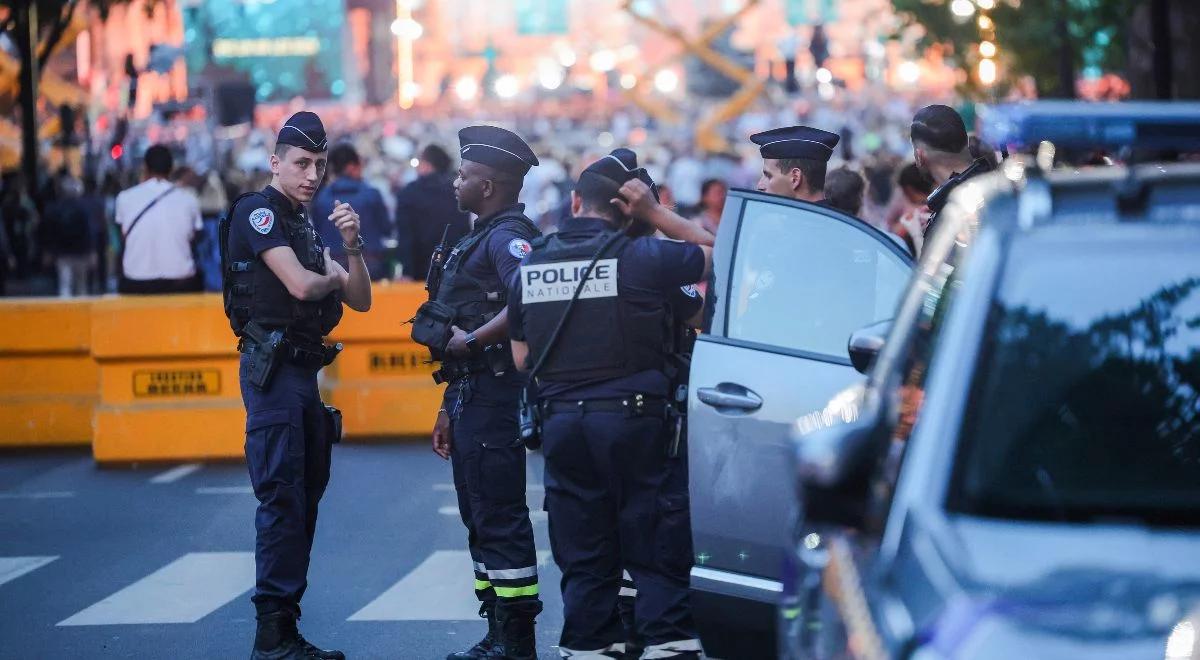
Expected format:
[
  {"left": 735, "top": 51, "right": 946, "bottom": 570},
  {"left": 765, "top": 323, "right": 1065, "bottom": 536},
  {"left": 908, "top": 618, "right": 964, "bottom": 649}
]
[
  {"left": 824, "top": 167, "right": 866, "bottom": 218},
  {"left": 691, "top": 178, "right": 727, "bottom": 234},
  {"left": 313, "top": 143, "right": 392, "bottom": 280},
  {"left": 114, "top": 144, "right": 203, "bottom": 294},
  {"left": 39, "top": 174, "right": 94, "bottom": 297},
  {"left": 395, "top": 144, "right": 469, "bottom": 281}
]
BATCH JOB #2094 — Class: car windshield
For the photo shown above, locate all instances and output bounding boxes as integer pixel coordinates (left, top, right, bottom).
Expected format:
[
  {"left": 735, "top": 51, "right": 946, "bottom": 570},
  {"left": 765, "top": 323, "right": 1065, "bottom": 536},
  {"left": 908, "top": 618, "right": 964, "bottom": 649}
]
[{"left": 948, "top": 227, "right": 1200, "bottom": 526}]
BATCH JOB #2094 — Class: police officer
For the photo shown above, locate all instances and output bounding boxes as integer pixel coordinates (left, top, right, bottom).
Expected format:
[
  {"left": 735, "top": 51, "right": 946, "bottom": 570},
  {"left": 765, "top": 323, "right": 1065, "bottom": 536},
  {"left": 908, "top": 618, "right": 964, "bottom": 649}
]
[
  {"left": 507, "top": 151, "right": 713, "bottom": 659},
  {"left": 909, "top": 104, "right": 993, "bottom": 254},
  {"left": 417, "top": 125, "right": 543, "bottom": 660},
  {"left": 751, "top": 125, "right": 840, "bottom": 204},
  {"left": 221, "top": 111, "right": 373, "bottom": 660}
]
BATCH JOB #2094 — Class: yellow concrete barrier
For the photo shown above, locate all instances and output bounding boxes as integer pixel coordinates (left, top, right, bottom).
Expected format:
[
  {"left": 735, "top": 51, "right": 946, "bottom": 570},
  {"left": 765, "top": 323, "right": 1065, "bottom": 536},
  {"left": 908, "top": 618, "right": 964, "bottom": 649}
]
[
  {"left": 0, "top": 298, "right": 96, "bottom": 447},
  {"left": 91, "top": 293, "right": 244, "bottom": 463},
  {"left": 325, "top": 282, "right": 443, "bottom": 438}
]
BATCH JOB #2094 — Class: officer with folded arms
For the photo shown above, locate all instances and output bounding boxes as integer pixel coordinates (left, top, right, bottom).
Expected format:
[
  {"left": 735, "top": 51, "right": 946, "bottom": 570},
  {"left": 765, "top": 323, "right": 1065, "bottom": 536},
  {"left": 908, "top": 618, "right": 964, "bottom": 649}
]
[
  {"left": 412, "top": 125, "right": 544, "bottom": 660},
  {"left": 220, "top": 111, "right": 372, "bottom": 660},
  {"left": 507, "top": 151, "right": 712, "bottom": 659}
]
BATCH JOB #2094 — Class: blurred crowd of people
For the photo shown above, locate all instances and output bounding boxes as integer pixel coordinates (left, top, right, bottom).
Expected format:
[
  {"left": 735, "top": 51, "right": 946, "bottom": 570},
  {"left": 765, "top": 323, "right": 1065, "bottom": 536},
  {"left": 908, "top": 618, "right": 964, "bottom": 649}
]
[{"left": 0, "top": 88, "right": 953, "bottom": 297}]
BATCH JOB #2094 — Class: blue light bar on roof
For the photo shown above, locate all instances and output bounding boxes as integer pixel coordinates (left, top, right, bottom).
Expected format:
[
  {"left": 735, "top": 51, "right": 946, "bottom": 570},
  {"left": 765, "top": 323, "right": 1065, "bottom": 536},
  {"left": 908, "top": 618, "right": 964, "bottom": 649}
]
[{"left": 978, "top": 101, "right": 1200, "bottom": 150}]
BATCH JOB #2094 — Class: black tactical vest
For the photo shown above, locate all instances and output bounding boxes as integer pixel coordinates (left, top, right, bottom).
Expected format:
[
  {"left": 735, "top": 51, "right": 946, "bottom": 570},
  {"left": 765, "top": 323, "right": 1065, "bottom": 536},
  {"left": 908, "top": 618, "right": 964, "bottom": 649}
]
[
  {"left": 434, "top": 210, "right": 539, "bottom": 332},
  {"left": 520, "top": 227, "right": 667, "bottom": 383},
  {"left": 219, "top": 191, "right": 342, "bottom": 340}
]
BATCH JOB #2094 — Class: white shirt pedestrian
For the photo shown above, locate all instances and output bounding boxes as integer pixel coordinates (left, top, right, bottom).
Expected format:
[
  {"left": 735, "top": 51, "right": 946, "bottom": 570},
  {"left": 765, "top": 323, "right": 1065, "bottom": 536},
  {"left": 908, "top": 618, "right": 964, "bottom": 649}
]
[{"left": 114, "top": 178, "right": 202, "bottom": 281}]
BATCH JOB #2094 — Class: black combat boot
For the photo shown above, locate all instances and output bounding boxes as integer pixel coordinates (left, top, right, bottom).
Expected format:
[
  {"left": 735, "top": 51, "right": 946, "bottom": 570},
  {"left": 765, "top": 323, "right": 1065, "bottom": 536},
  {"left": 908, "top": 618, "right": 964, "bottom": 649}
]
[
  {"left": 288, "top": 604, "right": 346, "bottom": 660},
  {"left": 447, "top": 601, "right": 501, "bottom": 659},
  {"left": 250, "top": 609, "right": 306, "bottom": 660},
  {"left": 495, "top": 602, "right": 541, "bottom": 660}
]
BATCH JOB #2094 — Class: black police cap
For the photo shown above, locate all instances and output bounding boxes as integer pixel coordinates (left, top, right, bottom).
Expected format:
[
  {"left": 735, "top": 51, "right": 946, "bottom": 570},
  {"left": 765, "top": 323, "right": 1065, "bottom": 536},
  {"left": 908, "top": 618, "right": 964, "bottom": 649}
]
[
  {"left": 749, "top": 125, "right": 839, "bottom": 161},
  {"left": 580, "top": 149, "right": 658, "bottom": 200},
  {"left": 277, "top": 111, "right": 328, "bottom": 153},
  {"left": 458, "top": 125, "right": 539, "bottom": 176}
]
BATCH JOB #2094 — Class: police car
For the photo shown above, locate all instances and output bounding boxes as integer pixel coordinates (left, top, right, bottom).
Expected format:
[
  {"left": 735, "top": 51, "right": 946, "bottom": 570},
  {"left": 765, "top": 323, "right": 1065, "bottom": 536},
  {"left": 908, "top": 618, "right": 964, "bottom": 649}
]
[
  {"left": 685, "top": 187, "right": 914, "bottom": 656},
  {"left": 781, "top": 102, "right": 1200, "bottom": 659}
]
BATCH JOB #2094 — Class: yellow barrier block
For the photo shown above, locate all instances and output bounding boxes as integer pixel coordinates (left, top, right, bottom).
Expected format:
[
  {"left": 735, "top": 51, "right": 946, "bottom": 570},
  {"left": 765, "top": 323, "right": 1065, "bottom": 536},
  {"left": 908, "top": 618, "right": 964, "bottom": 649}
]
[
  {"left": 0, "top": 298, "right": 96, "bottom": 447},
  {"left": 326, "top": 282, "right": 444, "bottom": 437},
  {"left": 91, "top": 294, "right": 244, "bottom": 463}
]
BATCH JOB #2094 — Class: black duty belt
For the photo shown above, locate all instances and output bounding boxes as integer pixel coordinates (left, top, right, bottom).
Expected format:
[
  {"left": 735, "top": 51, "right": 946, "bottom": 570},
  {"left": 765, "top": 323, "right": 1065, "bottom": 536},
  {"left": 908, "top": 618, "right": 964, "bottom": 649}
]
[
  {"left": 541, "top": 395, "right": 669, "bottom": 418},
  {"left": 238, "top": 337, "right": 341, "bottom": 368},
  {"left": 432, "top": 358, "right": 489, "bottom": 385}
]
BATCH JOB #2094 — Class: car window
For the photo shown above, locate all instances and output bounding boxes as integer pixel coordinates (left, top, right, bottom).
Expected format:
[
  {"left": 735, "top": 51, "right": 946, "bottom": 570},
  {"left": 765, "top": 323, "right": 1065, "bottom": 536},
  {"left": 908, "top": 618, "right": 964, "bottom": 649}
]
[
  {"left": 726, "top": 200, "right": 909, "bottom": 357},
  {"left": 948, "top": 232, "right": 1200, "bottom": 526}
]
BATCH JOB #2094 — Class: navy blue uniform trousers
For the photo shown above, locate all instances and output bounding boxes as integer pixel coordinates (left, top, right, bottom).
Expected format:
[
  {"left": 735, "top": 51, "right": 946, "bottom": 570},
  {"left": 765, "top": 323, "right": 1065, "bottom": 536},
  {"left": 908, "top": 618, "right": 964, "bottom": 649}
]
[
  {"left": 240, "top": 355, "right": 333, "bottom": 612},
  {"left": 542, "top": 409, "right": 698, "bottom": 657},
  {"left": 446, "top": 373, "right": 542, "bottom": 618}
]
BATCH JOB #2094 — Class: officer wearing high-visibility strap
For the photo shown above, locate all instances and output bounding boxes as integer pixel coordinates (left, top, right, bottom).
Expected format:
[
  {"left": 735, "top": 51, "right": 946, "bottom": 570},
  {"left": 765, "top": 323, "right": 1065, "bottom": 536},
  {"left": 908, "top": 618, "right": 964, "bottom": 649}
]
[
  {"left": 508, "top": 151, "right": 713, "bottom": 659},
  {"left": 752, "top": 125, "right": 840, "bottom": 204},
  {"left": 413, "top": 125, "right": 543, "bottom": 660},
  {"left": 220, "top": 111, "right": 372, "bottom": 660}
]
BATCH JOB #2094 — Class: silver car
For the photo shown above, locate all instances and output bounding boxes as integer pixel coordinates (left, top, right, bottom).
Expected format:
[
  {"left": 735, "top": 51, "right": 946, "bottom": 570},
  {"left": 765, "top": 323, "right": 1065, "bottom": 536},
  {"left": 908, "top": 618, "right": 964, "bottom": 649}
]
[{"left": 686, "top": 189, "right": 913, "bottom": 657}]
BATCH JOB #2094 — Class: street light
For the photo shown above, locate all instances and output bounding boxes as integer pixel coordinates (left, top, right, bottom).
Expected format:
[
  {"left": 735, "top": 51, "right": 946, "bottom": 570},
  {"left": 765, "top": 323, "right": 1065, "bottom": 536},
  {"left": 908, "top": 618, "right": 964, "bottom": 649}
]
[
  {"left": 898, "top": 60, "right": 921, "bottom": 84},
  {"left": 390, "top": 18, "right": 423, "bottom": 40},
  {"left": 589, "top": 50, "right": 617, "bottom": 73},
  {"left": 619, "top": 73, "right": 637, "bottom": 90},
  {"left": 654, "top": 69, "right": 679, "bottom": 93},
  {"left": 979, "top": 40, "right": 997, "bottom": 58},
  {"left": 950, "top": 0, "right": 975, "bottom": 18},
  {"left": 495, "top": 74, "right": 520, "bottom": 99},
  {"left": 454, "top": 76, "right": 479, "bottom": 101},
  {"left": 975, "top": 0, "right": 996, "bottom": 9},
  {"left": 815, "top": 67, "right": 833, "bottom": 84}
]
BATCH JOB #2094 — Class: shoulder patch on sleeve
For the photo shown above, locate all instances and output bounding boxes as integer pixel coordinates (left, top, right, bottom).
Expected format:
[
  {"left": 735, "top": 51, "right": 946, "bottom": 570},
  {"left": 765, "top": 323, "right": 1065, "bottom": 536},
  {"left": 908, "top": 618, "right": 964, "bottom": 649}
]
[
  {"left": 248, "top": 208, "right": 275, "bottom": 235},
  {"left": 508, "top": 238, "right": 533, "bottom": 259},
  {"left": 681, "top": 284, "right": 699, "bottom": 298}
]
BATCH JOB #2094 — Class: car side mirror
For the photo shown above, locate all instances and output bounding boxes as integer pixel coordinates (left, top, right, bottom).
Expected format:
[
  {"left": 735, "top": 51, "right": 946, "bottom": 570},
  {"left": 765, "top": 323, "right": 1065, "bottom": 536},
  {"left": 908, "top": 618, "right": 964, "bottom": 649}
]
[{"left": 848, "top": 320, "right": 891, "bottom": 375}]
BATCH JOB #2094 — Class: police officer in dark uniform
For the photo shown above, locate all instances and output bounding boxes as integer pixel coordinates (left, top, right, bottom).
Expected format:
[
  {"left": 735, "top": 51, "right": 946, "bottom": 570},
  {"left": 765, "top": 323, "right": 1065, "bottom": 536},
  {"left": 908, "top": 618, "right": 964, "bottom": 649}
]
[
  {"left": 413, "top": 125, "right": 543, "bottom": 660},
  {"left": 220, "top": 111, "right": 373, "bottom": 660},
  {"left": 910, "top": 104, "right": 993, "bottom": 253},
  {"left": 751, "top": 125, "right": 840, "bottom": 204},
  {"left": 507, "top": 152, "right": 713, "bottom": 659}
]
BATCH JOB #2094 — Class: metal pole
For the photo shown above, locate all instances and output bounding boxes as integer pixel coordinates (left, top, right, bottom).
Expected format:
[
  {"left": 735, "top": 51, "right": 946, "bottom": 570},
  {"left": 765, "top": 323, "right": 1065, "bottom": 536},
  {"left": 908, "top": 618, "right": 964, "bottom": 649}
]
[
  {"left": 16, "top": 2, "right": 41, "bottom": 204},
  {"left": 1151, "top": 0, "right": 1173, "bottom": 99}
]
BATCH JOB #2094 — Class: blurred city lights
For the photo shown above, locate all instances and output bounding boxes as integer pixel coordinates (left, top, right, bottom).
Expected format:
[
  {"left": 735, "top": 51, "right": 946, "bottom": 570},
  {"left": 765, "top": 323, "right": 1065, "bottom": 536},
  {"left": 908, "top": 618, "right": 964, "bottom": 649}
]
[
  {"left": 494, "top": 74, "right": 520, "bottom": 99},
  {"left": 899, "top": 60, "right": 921, "bottom": 84},
  {"left": 815, "top": 67, "right": 833, "bottom": 84},
  {"left": 409, "top": 157, "right": 420, "bottom": 168},
  {"left": 818, "top": 82, "right": 835, "bottom": 100},
  {"left": 401, "top": 81, "right": 421, "bottom": 99},
  {"left": 975, "top": 0, "right": 996, "bottom": 9},
  {"left": 654, "top": 69, "right": 679, "bottom": 93},
  {"left": 950, "top": 0, "right": 975, "bottom": 18},
  {"left": 978, "top": 58, "right": 996, "bottom": 85},
  {"left": 110, "top": 144, "right": 123, "bottom": 160},
  {"left": 597, "top": 131, "right": 614, "bottom": 147},
  {"left": 454, "top": 76, "right": 478, "bottom": 101},
  {"left": 556, "top": 46, "right": 577, "bottom": 68},
  {"left": 389, "top": 18, "right": 423, "bottom": 40},
  {"left": 978, "top": 15, "right": 994, "bottom": 30},
  {"left": 539, "top": 66, "right": 565, "bottom": 90},
  {"left": 589, "top": 50, "right": 617, "bottom": 72},
  {"left": 979, "top": 41, "right": 997, "bottom": 58},
  {"left": 619, "top": 73, "right": 637, "bottom": 90}
]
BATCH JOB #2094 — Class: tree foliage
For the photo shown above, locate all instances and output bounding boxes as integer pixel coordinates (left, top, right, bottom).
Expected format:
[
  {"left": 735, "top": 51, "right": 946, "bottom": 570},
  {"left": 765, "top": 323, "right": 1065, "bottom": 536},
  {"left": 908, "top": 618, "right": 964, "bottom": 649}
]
[{"left": 891, "top": 0, "right": 1138, "bottom": 98}]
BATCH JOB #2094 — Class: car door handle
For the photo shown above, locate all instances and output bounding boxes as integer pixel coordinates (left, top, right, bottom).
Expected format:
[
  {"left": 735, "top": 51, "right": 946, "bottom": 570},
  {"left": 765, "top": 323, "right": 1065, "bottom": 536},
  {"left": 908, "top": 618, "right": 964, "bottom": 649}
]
[{"left": 696, "top": 385, "right": 763, "bottom": 412}]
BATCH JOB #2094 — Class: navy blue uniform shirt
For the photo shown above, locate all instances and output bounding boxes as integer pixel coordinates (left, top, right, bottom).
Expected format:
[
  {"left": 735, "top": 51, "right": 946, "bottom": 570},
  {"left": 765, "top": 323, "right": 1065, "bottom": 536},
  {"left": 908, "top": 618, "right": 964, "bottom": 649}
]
[
  {"left": 228, "top": 185, "right": 330, "bottom": 342},
  {"left": 311, "top": 176, "right": 390, "bottom": 257},
  {"left": 508, "top": 216, "right": 705, "bottom": 400},
  {"left": 456, "top": 203, "right": 537, "bottom": 297}
]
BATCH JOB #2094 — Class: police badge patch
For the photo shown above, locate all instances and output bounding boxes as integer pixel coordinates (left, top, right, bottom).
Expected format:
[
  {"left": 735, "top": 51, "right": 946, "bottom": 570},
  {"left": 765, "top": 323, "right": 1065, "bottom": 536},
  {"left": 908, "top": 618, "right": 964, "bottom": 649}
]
[
  {"left": 249, "top": 208, "right": 275, "bottom": 235},
  {"left": 681, "top": 284, "right": 699, "bottom": 298},
  {"left": 508, "top": 238, "right": 533, "bottom": 259}
]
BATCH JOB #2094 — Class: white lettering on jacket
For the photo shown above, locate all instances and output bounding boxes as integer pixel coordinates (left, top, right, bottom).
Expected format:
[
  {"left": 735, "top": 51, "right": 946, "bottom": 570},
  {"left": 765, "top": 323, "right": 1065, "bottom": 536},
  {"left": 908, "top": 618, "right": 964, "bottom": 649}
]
[{"left": 521, "top": 258, "right": 619, "bottom": 304}]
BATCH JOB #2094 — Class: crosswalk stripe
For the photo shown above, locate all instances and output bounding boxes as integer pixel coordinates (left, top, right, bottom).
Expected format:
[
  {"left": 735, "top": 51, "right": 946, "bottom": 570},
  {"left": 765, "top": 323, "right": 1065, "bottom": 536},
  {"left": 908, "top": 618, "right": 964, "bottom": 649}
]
[
  {"left": 348, "top": 550, "right": 552, "bottom": 621},
  {"left": 57, "top": 552, "right": 255, "bottom": 626},
  {"left": 195, "top": 486, "right": 254, "bottom": 495},
  {"left": 150, "top": 463, "right": 202, "bottom": 484},
  {"left": 0, "top": 556, "right": 58, "bottom": 588},
  {"left": 0, "top": 491, "right": 75, "bottom": 500},
  {"left": 438, "top": 506, "right": 546, "bottom": 522}
]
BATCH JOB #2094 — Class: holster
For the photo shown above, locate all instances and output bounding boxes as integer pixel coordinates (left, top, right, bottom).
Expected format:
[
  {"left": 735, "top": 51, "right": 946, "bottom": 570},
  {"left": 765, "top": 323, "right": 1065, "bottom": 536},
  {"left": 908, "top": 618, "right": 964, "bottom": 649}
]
[
  {"left": 240, "top": 322, "right": 284, "bottom": 390},
  {"left": 518, "top": 385, "right": 542, "bottom": 451},
  {"left": 323, "top": 404, "right": 343, "bottom": 444}
]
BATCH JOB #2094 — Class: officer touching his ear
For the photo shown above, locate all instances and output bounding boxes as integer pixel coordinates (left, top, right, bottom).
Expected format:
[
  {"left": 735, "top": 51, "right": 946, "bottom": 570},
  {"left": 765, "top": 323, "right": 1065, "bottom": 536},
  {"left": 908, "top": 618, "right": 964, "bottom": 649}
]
[
  {"left": 507, "top": 151, "right": 712, "bottom": 659},
  {"left": 221, "top": 111, "right": 372, "bottom": 660},
  {"left": 411, "top": 125, "right": 544, "bottom": 660}
]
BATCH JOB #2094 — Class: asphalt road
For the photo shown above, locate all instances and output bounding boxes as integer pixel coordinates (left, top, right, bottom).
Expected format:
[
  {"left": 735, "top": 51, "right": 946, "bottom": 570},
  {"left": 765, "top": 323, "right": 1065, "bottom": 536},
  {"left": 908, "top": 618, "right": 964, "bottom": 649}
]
[{"left": 0, "top": 444, "right": 565, "bottom": 659}]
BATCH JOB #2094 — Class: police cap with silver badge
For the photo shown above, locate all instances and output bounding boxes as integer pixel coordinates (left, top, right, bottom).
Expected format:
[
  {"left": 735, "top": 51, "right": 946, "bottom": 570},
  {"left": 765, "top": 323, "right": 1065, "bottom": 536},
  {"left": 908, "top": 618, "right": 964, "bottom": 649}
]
[
  {"left": 749, "top": 125, "right": 839, "bottom": 161},
  {"left": 458, "top": 125, "right": 539, "bottom": 176},
  {"left": 276, "top": 111, "right": 328, "bottom": 153}
]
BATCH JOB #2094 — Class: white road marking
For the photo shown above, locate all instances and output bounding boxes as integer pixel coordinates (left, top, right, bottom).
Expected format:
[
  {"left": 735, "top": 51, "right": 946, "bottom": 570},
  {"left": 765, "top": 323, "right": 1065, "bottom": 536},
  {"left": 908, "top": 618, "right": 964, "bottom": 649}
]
[
  {"left": 0, "top": 491, "right": 75, "bottom": 500},
  {"left": 0, "top": 556, "right": 58, "bottom": 588},
  {"left": 348, "top": 550, "right": 552, "bottom": 621},
  {"left": 150, "top": 463, "right": 202, "bottom": 484},
  {"left": 439, "top": 506, "right": 545, "bottom": 521},
  {"left": 195, "top": 486, "right": 254, "bottom": 495},
  {"left": 58, "top": 552, "right": 255, "bottom": 626},
  {"left": 438, "top": 505, "right": 460, "bottom": 516}
]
